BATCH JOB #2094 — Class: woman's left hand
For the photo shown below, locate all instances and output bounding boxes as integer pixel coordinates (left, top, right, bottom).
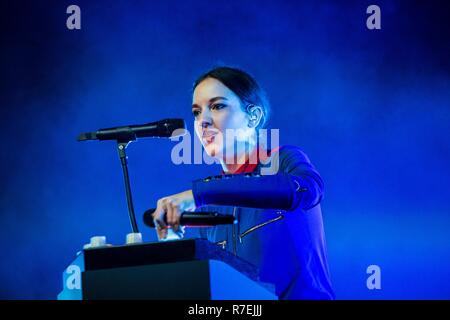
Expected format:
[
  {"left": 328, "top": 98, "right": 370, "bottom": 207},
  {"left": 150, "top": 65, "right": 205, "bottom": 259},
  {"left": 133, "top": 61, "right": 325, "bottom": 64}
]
[{"left": 152, "top": 190, "right": 196, "bottom": 240}]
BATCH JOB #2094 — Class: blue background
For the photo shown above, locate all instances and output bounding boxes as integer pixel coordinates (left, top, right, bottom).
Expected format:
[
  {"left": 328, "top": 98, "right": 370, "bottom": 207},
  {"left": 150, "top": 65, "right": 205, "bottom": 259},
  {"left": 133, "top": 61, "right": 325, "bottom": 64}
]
[{"left": 1, "top": 0, "right": 449, "bottom": 299}]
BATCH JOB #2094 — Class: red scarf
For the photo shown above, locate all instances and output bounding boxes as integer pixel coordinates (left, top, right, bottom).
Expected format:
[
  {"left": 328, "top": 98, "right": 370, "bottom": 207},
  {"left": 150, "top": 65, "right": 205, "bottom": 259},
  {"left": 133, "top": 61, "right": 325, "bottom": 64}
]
[{"left": 221, "top": 146, "right": 280, "bottom": 175}]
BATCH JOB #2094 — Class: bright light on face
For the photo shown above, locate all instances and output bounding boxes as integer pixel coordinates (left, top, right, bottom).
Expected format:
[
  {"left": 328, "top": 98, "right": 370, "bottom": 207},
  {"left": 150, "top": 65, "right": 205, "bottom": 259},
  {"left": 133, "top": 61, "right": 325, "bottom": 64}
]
[{"left": 192, "top": 78, "right": 255, "bottom": 163}]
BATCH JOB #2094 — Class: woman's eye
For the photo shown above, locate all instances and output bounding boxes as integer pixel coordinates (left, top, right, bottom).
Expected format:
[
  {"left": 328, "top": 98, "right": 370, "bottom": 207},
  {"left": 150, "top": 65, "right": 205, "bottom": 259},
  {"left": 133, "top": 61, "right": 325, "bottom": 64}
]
[
  {"left": 192, "top": 109, "right": 200, "bottom": 117},
  {"left": 211, "top": 103, "right": 226, "bottom": 110}
]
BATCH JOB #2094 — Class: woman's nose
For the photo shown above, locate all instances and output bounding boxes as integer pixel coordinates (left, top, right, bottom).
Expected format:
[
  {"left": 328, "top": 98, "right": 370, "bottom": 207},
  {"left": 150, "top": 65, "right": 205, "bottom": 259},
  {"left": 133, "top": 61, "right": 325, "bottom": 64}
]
[
  {"left": 201, "top": 119, "right": 212, "bottom": 129},
  {"left": 199, "top": 109, "right": 213, "bottom": 128}
]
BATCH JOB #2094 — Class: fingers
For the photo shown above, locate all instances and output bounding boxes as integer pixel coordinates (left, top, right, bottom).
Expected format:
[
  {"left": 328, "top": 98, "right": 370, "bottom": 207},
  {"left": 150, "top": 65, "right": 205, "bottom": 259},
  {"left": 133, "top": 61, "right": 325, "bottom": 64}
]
[
  {"left": 171, "top": 203, "right": 181, "bottom": 233},
  {"left": 153, "top": 199, "right": 168, "bottom": 240},
  {"left": 153, "top": 199, "right": 166, "bottom": 226},
  {"left": 166, "top": 199, "right": 181, "bottom": 232},
  {"left": 166, "top": 199, "right": 174, "bottom": 225},
  {"left": 153, "top": 197, "right": 182, "bottom": 240},
  {"left": 156, "top": 225, "right": 168, "bottom": 240}
]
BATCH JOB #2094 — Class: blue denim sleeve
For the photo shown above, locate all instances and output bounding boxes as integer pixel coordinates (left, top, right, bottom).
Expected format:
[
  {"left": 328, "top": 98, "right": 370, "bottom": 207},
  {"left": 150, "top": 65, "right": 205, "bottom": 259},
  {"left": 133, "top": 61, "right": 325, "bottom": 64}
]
[{"left": 192, "top": 145, "right": 324, "bottom": 211}]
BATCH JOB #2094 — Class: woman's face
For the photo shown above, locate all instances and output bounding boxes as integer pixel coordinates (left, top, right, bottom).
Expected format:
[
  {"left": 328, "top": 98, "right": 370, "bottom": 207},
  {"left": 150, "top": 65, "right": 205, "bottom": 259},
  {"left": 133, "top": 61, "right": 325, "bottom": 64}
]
[{"left": 192, "top": 77, "right": 254, "bottom": 160}]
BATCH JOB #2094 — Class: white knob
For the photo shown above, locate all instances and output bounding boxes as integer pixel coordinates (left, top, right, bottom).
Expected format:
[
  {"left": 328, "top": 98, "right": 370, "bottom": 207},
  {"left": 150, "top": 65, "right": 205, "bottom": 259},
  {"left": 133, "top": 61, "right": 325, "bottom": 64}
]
[
  {"left": 126, "top": 232, "right": 143, "bottom": 245},
  {"left": 90, "top": 236, "right": 106, "bottom": 247}
]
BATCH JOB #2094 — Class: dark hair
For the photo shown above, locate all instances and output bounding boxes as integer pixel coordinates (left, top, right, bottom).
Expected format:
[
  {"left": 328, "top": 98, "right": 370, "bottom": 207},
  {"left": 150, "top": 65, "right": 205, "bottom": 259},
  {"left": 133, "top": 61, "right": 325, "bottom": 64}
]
[{"left": 193, "top": 66, "right": 270, "bottom": 129}]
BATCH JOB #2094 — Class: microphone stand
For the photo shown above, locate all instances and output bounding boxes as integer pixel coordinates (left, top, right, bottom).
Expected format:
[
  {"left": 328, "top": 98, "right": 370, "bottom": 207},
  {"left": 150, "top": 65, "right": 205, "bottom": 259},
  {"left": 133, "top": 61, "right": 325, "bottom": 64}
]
[
  {"left": 117, "top": 140, "right": 139, "bottom": 233},
  {"left": 77, "top": 119, "right": 187, "bottom": 234}
]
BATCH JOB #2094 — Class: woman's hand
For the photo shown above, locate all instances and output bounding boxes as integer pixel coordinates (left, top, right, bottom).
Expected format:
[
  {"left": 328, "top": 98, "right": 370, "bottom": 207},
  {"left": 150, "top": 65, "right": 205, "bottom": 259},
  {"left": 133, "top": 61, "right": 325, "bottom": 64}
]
[{"left": 152, "top": 190, "right": 196, "bottom": 240}]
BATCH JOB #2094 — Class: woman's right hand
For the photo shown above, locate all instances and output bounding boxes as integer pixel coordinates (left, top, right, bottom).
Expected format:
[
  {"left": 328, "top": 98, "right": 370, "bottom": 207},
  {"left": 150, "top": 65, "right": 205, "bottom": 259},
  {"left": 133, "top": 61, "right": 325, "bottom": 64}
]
[{"left": 152, "top": 190, "right": 196, "bottom": 240}]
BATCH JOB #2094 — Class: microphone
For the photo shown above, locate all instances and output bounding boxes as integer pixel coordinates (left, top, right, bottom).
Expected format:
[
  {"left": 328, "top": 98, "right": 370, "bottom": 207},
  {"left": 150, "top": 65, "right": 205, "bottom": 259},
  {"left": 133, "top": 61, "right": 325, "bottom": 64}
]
[
  {"left": 77, "top": 118, "right": 186, "bottom": 142},
  {"left": 143, "top": 208, "right": 237, "bottom": 228}
]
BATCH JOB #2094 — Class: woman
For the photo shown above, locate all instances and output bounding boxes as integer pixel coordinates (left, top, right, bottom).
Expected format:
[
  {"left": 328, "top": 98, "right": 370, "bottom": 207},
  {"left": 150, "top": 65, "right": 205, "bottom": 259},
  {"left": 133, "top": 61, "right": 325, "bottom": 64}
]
[{"left": 152, "top": 66, "right": 335, "bottom": 300}]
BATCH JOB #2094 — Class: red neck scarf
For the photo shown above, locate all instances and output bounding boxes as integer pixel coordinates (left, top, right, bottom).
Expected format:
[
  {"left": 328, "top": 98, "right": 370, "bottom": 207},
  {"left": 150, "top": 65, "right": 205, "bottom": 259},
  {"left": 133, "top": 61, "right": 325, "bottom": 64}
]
[{"left": 221, "top": 146, "right": 280, "bottom": 175}]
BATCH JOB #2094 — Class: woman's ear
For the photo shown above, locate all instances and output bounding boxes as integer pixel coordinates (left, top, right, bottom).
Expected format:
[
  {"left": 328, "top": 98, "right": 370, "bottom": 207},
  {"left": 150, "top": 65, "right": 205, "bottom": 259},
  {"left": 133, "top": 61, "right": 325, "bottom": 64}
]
[{"left": 246, "top": 104, "right": 263, "bottom": 128}]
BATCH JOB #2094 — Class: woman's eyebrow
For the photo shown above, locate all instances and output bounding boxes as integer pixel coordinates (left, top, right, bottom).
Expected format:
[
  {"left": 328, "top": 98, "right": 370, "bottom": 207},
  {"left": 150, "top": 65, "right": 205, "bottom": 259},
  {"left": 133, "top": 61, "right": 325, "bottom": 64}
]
[
  {"left": 209, "top": 96, "right": 228, "bottom": 103},
  {"left": 192, "top": 96, "right": 228, "bottom": 109}
]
